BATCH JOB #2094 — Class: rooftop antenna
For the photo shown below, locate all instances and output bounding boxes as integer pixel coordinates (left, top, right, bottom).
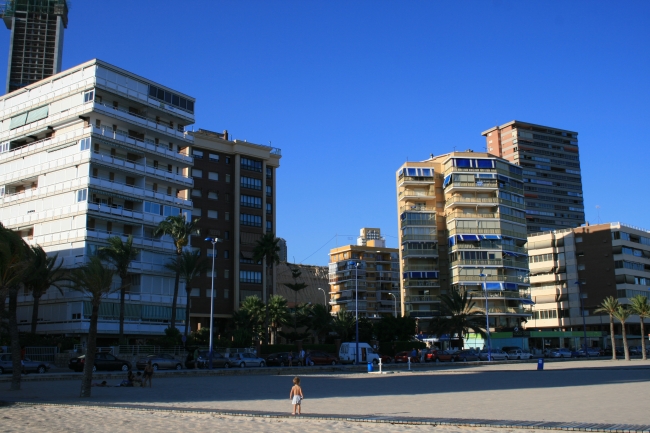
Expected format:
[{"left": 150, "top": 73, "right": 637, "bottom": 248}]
[{"left": 596, "top": 205, "right": 601, "bottom": 224}]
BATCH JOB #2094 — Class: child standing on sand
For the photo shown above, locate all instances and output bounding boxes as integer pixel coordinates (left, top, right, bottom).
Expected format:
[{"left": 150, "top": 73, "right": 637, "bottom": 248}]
[{"left": 289, "top": 376, "right": 304, "bottom": 415}]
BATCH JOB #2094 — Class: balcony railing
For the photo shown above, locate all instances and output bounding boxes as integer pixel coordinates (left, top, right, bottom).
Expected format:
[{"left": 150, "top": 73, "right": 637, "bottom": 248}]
[
  {"left": 443, "top": 166, "right": 514, "bottom": 177},
  {"left": 445, "top": 182, "right": 523, "bottom": 194},
  {"left": 92, "top": 126, "right": 193, "bottom": 163},
  {"left": 405, "top": 295, "right": 439, "bottom": 303},
  {"left": 402, "top": 264, "right": 439, "bottom": 272},
  {"left": 90, "top": 152, "right": 193, "bottom": 186},
  {"left": 466, "top": 290, "right": 532, "bottom": 300},
  {"left": 401, "top": 234, "right": 437, "bottom": 242},
  {"left": 401, "top": 249, "right": 438, "bottom": 257},
  {"left": 447, "top": 227, "right": 528, "bottom": 240},
  {"left": 446, "top": 211, "right": 527, "bottom": 225},
  {"left": 398, "top": 190, "right": 435, "bottom": 199},
  {"left": 89, "top": 176, "right": 192, "bottom": 208},
  {"left": 403, "top": 279, "right": 440, "bottom": 288},
  {"left": 473, "top": 306, "right": 532, "bottom": 315},
  {"left": 401, "top": 220, "right": 437, "bottom": 228},
  {"left": 450, "top": 259, "right": 529, "bottom": 268},
  {"left": 452, "top": 275, "right": 530, "bottom": 284},
  {"left": 0, "top": 126, "right": 91, "bottom": 163},
  {"left": 399, "top": 205, "right": 436, "bottom": 213},
  {"left": 450, "top": 243, "right": 527, "bottom": 254}
]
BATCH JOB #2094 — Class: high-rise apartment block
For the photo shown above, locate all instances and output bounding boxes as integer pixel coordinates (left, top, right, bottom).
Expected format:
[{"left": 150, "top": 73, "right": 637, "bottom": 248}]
[
  {"left": 187, "top": 129, "right": 280, "bottom": 329},
  {"left": 328, "top": 228, "right": 400, "bottom": 319},
  {"left": 526, "top": 223, "right": 650, "bottom": 348},
  {"left": 0, "top": 59, "right": 195, "bottom": 338},
  {"left": 397, "top": 152, "right": 532, "bottom": 332},
  {"left": 481, "top": 121, "right": 585, "bottom": 233},
  {"left": 2, "top": 0, "right": 68, "bottom": 93}
]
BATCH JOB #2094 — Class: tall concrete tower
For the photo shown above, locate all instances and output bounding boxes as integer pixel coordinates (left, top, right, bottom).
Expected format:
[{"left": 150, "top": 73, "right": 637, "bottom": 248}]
[{"left": 1, "top": 0, "right": 68, "bottom": 93}]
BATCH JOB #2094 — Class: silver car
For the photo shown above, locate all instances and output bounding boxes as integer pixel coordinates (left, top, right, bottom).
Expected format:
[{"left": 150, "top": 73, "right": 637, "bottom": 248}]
[
  {"left": 136, "top": 353, "right": 183, "bottom": 371},
  {"left": 229, "top": 352, "right": 267, "bottom": 368},
  {"left": 478, "top": 349, "right": 508, "bottom": 361},
  {"left": 507, "top": 349, "right": 533, "bottom": 360},
  {"left": 0, "top": 354, "right": 51, "bottom": 374}
]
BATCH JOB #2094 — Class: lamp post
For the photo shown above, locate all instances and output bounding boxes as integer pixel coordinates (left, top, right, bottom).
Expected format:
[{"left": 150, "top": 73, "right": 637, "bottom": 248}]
[
  {"left": 479, "top": 271, "right": 492, "bottom": 361},
  {"left": 317, "top": 287, "right": 327, "bottom": 307},
  {"left": 352, "top": 261, "right": 360, "bottom": 365},
  {"left": 388, "top": 292, "right": 397, "bottom": 318},
  {"left": 204, "top": 236, "right": 222, "bottom": 369},
  {"left": 574, "top": 281, "right": 588, "bottom": 351}
]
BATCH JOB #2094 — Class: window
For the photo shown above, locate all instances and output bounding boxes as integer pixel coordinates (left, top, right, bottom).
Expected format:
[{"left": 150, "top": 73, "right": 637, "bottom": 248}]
[
  {"left": 225, "top": 157, "right": 230, "bottom": 164},
  {"left": 224, "top": 231, "right": 230, "bottom": 240},
  {"left": 226, "top": 174, "right": 231, "bottom": 183},
  {"left": 224, "top": 269, "right": 230, "bottom": 279},
  {"left": 148, "top": 85, "right": 194, "bottom": 113},
  {"left": 192, "top": 149, "right": 203, "bottom": 159},
  {"left": 578, "top": 264, "right": 586, "bottom": 271},
  {"left": 208, "top": 172, "right": 219, "bottom": 181},
  {"left": 208, "top": 210, "right": 218, "bottom": 219},
  {"left": 266, "top": 203, "right": 272, "bottom": 214},
  {"left": 240, "top": 270, "right": 262, "bottom": 284},
  {"left": 193, "top": 208, "right": 202, "bottom": 217},
  {"left": 191, "top": 189, "right": 202, "bottom": 197},
  {"left": 224, "top": 250, "right": 230, "bottom": 259},
  {"left": 224, "top": 289, "right": 229, "bottom": 298},
  {"left": 225, "top": 212, "right": 230, "bottom": 221},
  {"left": 266, "top": 185, "right": 272, "bottom": 196},
  {"left": 266, "top": 167, "right": 272, "bottom": 178},
  {"left": 241, "top": 157, "right": 262, "bottom": 172},
  {"left": 192, "top": 169, "right": 203, "bottom": 178},
  {"left": 241, "top": 195, "right": 262, "bottom": 208},
  {"left": 209, "top": 153, "right": 219, "bottom": 162},
  {"left": 76, "top": 189, "right": 87, "bottom": 202},
  {"left": 0, "top": 142, "right": 9, "bottom": 153},
  {"left": 266, "top": 221, "right": 272, "bottom": 232},
  {"left": 79, "top": 137, "right": 90, "bottom": 151},
  {"left": 207, "top": 249, "right": 217, "bottom": 258},
  {"left": 190, "top": 288, "right": 200, "bottom": 297},
  {"left": 83, "top": 90, "right": 94, "bottom": 103},
  {"left": 241, "top": 177, "right": 261, "bottom": 190},
  {"left": 575, "top": 236, "right": 583, "bottom": 243},
  {"left": 208, "top": 191, "right": 218, "bottom": 200},
  {"left": 240, "top": 214, "right": 262, "bottom": 227}
]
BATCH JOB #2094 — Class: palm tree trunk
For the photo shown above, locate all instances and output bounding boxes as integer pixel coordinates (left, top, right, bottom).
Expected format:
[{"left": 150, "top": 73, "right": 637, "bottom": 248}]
[
  {"left": 621, "top": 321, "right": 629, "bottom": 361},
  {"left": 118, "top": 279, "right": 126, "bottom": 343},
  {"left": 184, "top": 289, "right": 191, "bottom": 339},
  {"left": 80, "top": 301, "right": 100, "bottom": 398},
  {"left": 30, "top": 293, "right": 42, "bottom": 334},
  {"left": 8, "top": 288, "right": 22, "bottom": 391},
  {"left": 640, "top": 320, "right": 647, "bottom": 361},
  {"left": 170, "top": 270, "right": 180, "bottom": 330},
  {"left": 609, "top": 316, "right": 617, "bottom": 361}
]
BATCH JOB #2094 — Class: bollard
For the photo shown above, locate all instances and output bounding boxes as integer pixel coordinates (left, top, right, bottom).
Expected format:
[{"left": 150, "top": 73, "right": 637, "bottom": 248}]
[
  {"left": 407, "top": 357, "right": 411, "bottom": 371},
  {"left": 367, "top": 362, "right": 373, "bottom": 373},
  {"left": 537, "top": 358, "right": 544, "bottom": 371},
  {"left": 378, "top": 358, "right": 382, "bottom": 374}
]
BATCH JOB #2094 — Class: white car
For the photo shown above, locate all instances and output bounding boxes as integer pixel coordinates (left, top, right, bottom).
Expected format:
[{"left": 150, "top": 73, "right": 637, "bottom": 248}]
[
  {"left": 478, "top": 349, "right": 508, "bottom": 361},
  {"left": 507, "top": 349, "right": 533, "bottom": 360},
  {"left": 229, "top": 352, "right": 266, "bottom": 368}
]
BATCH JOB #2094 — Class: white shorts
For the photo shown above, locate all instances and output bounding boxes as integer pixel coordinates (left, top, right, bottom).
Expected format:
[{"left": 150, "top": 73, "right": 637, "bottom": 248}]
[{"left": 292, "top": 396, "right": 302, "bottom": 405}]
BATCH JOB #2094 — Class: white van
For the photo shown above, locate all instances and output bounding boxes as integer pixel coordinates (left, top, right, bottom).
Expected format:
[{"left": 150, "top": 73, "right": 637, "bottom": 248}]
[{"left": 338, "top": 342, "right": 380, "bottom": 364}]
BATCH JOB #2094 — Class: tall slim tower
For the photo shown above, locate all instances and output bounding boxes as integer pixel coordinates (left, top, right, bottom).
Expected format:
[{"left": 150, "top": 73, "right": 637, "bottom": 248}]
[
  {"left": 2, "top": 0, "right": 68, "bottom": 93},
  {"left": 482, "top": 121, "right": 585, "bottom": 234}
]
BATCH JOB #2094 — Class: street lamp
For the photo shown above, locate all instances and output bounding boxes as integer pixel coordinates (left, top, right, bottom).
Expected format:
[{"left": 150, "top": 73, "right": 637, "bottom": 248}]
[
  {"left": 351, "top": 261, "right": 361, "bottom": 365},
  {"left": 479, "top": 271, "right": 492, "bottom": 361},
  {"left": 317, "top": 287, "right": 327, "bottom": 307},
  {"left": 388, "top": 292, "right": 397, "bottom": 318},
  {"left": 204, "top": 236, "right": 222, "bottom": 369},
  {"left": 574, "top": 281, "right": 588, "bottom": 351}
]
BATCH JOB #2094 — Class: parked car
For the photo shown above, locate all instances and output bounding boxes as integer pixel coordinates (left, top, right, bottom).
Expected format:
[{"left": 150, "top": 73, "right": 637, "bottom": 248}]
[
  {"left": 136, "top": 354, "right": 183, "bottom": 371},
  {"left": 379, "top": 354, "right": 393, "bottom": 364},
  {"left": 338, "top": 342, "right": 380, "bottom": 364},
  {"left": 229, "top": 352, "right": 266, "bottom": 368},
  {"left": 0, "top": 354, "right": 50, "bottom": 374},
  {"left": 455, "top": 350, "right": 480, "bottom": 362},
  {"left": 501, "top": 346, "right": 522, "bottom": 354},
  {"left": 68, "top": 352, "right": 131, "bottom": 372},
  {"left": 185, "top": 351, "right": 231, "bottom": 369},
  {"left": 425, "top": 349, "right": 440, "bottom": 362},
  {"left": 600, "top": 347, "right": 624, "bottom": 357},
  {"left": 307, "top": 351, "right": 338, "bottom": 366},
  {"left": 575, "top": 348, "right": 600, "bottom": 358},
  {"left": 394, "top": 351, "right": 420, "bottom": 363},
  {"left": 264, "top": 352, "right": 303, "bottom": 367},
  {"left": 629, "top": 346, "right": 646, "bottom": 356},
  {"left": 507, "top": 349, "right": 533, "bottom": 360},
  {"left": 436, "top": 350, "right": 460, "bottom": 362},
  {"left": 549, "top": 348, "right": 574, "bottom": 358},
  {"left": 478, "top": 349, "right": 508, "bottom": 361}
]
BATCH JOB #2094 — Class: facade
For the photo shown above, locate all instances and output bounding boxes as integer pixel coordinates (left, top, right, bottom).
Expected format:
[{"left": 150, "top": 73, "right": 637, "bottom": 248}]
[
  {"left": 0, "top": 59, "right": 196, "bottom": 338},
  {"left": 396, "top": 152, "right": 532, "bottom": 332},
  {"left": 2, "top": 0, "right": 68, "bottom": 93},
  {"left": 277, "top": 237, "right": 287, "bottom": 262},
  {"left": 526, "top": 222, "right": 650, "bottom": 349},
  {"left": 275, "top": 262, "right": 329, "bottom": 308},
  {"left": 328, "top": 228, "right": 400, "bottom": 319},
  {"left": 187, "top": 129, "right": 280, "bottom": 331},
  {"left": 481, "top": 121, "right": 585, "bottom": 233}
]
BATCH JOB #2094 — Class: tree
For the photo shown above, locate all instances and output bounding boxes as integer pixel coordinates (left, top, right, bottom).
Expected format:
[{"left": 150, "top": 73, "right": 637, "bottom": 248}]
[
  {"left": 252, "top": 233, "right": 281, "bottom": 344},
  {"left": 267, "top": 294, "right": 290, "bottom": 344},
  {"left": 97, "top": 235, "right": 140, "bottom": 342},
  {"left": 595, "top": 296, "right": 620, "bottom": 360},
  {"left": 153, "top": 215, "right": 200, "bottom": 331},
  {"left": 374, "top": 316, "right": 417, "bottom": 342},
  {"left": 307, "top": 303, "right": 332, "bottom": 343},
  {"left": 629, "top": 295, "right": 650, "bottom": 360},
  {"left": 332, "top": 310, "right": 355, "bottom": 341},
  {"left": 283, "top": 267, "right": 308, "bottom": 334},
  {"left": 166, "top": 250, "right": 208, "bottom": 339},
  {"left": 239, "top": 295, "right": 266, "bottom": 342},
  {"left": 0, "top": 224, "right": 29, "bottom": 391},
  {"left": 23, "top": 246, "right": 67, "bottom": 334},
  {"left": 612, "top": 305, "right": 631, "bottom": 361},
  {"left": 432, "top": 288, "right": 487, "bottom": 348},
  {"left": 67, "top": 256, "right": 118, "bottom": 397}
]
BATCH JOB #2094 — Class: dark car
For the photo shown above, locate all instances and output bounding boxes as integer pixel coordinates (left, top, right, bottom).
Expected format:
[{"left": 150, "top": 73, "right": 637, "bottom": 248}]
[
  {"left": 379, "top": 354, "right": 393, "bottom": 364},
  {"left": 425, "top": 349, "right": 440, "bottom": 362},
  {"left": 185, "top": 351, "right": 231, "bottom": 369},
  {"left": 136, "top": 354, "right": 183, "bottom": 371},
  {"left": 68, "top": 352, "right": 131, "bottom": 372},
  {"left": 0, "top": 354, "right": 50, "bottom": 374},
  {"left": 436, "top": 350, "right": 460, "bottom": 362},
  {"left": 455, "top": 349, "right": 480, "bottom": 362},
  {"left": 600, "top": 347, "right": 624, "bottom": 357},
  {"left": 265, "top": 352, "right": 304, "bottom": 367},
  {"left": 394, "top": 351, "right": 420, "bottom": 363},
  {"left": 307, "top": 351, "right": 338, "bottom": 366}
]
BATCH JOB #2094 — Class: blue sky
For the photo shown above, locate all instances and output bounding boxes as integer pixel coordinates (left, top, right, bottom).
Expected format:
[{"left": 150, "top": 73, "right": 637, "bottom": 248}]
[{"left": 1, "top": 1, "right": 648, "bottom": 265}]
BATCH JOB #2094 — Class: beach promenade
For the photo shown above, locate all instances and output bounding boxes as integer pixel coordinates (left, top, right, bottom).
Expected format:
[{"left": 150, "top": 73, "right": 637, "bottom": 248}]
[{"left": 1, "top": 359, "right": 649, "bottom": 432}]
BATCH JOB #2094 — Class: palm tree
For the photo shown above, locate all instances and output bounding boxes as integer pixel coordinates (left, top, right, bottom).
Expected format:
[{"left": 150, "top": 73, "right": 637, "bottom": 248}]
[
  {"left": 612, "top": 305, "right": 631, "bottom": 361},
  {"left": 308, "top": 303, "right": 332, "bottom": 343},
  {"left": 332, "top": 310, "right": 355, "bottom": 341},
  {"left": 283, "top": 267, "right": 308, "bottom": 334},
  {"left": 433, "top": 287, "right": 487, "bottom": 348},
  {"left": 595, "top": 296, "right": 620, "bottom": 360},
  {"left": 67, "top": 256, "right": 118, "bottom": 397},
  {"left": 23, "top": 246, "right": 66, "bottom": 334},
  {"left": 0, "top": 224, "right": 29, "bottom": 391},
  {"left": 240, "top": 295, "right": 266, "bottom": 342},
  {"left": 165, "top": 250, "right": 208, "bottom": 339},
  {"left": 252, "top": 233, "right": 280, "bottom": 344},
  {"left": 153, "top": 215, "right": 200, "bottom": 330},
  {"left": 98, "top": 236, "right": 140, "bottom": 343},
  {"left": 629, "top": 295, "right": 650, "bottom": 360},
  {"left": 267, "top": 294, "right": 290, "bottom": 344}
]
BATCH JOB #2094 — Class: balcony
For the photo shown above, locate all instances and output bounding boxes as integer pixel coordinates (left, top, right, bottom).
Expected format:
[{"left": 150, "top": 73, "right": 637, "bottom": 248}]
[
  {"left": 445, "top": 181, "right": 523, "bottom": 194},
  {"left": 397, "top": 175, "right": 435, "bottom": 187},
  {"left": 401, "top": 248, "right": 438, "bottom": 258},
  {"left": 405, "top": 295, "right": 439, "bottom": 303},
  {"left": 402, "top": 264, "right": 438, "bottom": 272},
  {"left": 398, "top": 189, "right": 435, "bottom": 199},
  {"left": 401, "top": 234, "right": 437, "bottom": 242},
  {"left": 473, "top": 306, "right": 532, "bottom": 316},
  {"left": 408, "top": 311, "right": 440, "bottom": 318},
  {"left": 450, "top": 243, "right": 527, "bottom": 254},
  {"left": 446, "top": 211, "right": 527, "bottom": 226},
  {"left": 452, "top": 275, "right": 530, "bottom": 284},
  {"left": 0, "top": 126, "right": 91, "bottom": 163},
  {"left": 401, "top": 219, "right": 437, "bottom": 228},
  {"left": 91, "top": 126, "right": 193, "bottom": 164},
  {"left": 443, "top": 166, "right": 513, "bottom": 177},
  {"left": 90, "top": 152, "right": 193, "bottom": 187},
  {"left": 445, "top": 196, "right": 524, "bottom": 210},
  {"left": 466, "top": 290, "right": 532, "bottom": 301},
  {"left": 1, "top": 146, "right": 91, "bottom": 185},
  {"left": 89, "top": 176, "right": 191, "bottom": 208},
  {"left": 450, "top": 259, "right": 529, "bottom": 269},
  {"left": 399, "top": 205, "right": 436, "bottom": 213},
  {"left": 87, "top": 202, "right": 165, "bottom": 226},
  {"left": 447, "top": 227, "right": 527, "bottom": 240},
  {"left": 403, "top": 279, "right": 440, "bottom": 288}
]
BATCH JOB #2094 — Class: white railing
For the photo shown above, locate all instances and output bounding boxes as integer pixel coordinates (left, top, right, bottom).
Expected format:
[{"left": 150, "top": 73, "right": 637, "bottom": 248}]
[
  {"left": 90, "top": 152, "right": 193, "bottom": 186},
  {"left": 0, "top": 151, "right": 91, "bottom": 184},
  {"left": 0, "top": 126, "right": 92, "bottom": 163},
  {"left": 92, "top": 125, "right": 193, "bottom": 163},
  {"left": 88, "top": 176, "right": 192, "bottom": 207}
]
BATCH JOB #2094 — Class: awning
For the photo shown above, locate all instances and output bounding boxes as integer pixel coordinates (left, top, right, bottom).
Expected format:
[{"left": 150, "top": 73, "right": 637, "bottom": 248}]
[
  {"left": 89, "top": 188, "right": 143, "bottom": 203},
  {"left": 459, "top": 235, "right": 480, "bottom": 241},
  {"left": 482, "top": 234, "right": 502, "bottom": 240},
  {"left": 520, "top": 299, "right": 535, "bottom": 305},
  {"left": 443, "top": 174, "right": 451, "bottom": 188},
  {"left": 503, "top": 251, "right": 527, "bottom": 258}
]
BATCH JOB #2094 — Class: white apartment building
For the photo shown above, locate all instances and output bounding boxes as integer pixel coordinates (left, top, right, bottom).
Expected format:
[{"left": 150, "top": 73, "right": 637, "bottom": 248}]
[{"left": 0, "top": 59, "right": 196, "bottom": 338}]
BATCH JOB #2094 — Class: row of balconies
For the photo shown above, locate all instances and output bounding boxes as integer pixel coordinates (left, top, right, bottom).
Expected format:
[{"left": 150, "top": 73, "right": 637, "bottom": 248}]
[
  {"left": 445, "top": 181, "right": 523, "bottom": 195},
  {"left": 446, "top": 210, "right": 527, "bottom": 225},
  {"left": 451, "top": 274, "right": 530, "bottom": 284},
  {"left": 450, "top": 242, "right": 527, "bottom": 254},
  {"left": 447, "top": 227, "right": 528, "bottom": 240},
  {"left": 450, "top": 258, "right": 529, "bottom": 269}
]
